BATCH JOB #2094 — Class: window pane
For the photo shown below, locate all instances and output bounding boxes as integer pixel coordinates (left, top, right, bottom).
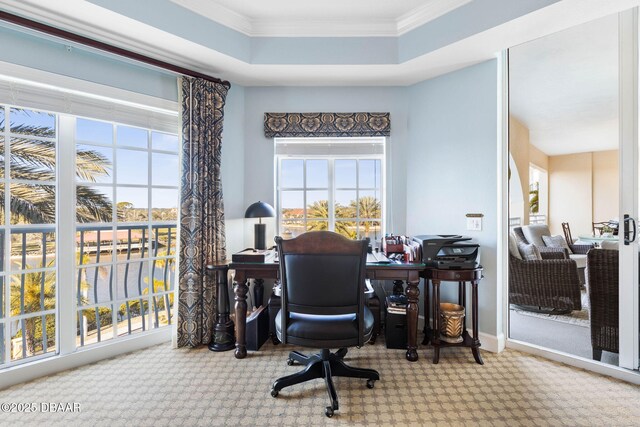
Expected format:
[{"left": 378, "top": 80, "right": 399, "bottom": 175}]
[
  {"left": 335, "top": 220, "right": 357, "bottom": 239},
  {"left": 152, "top": 131, "right": 179, "bottom": 152},
  {"left": 116, "top": 261, "right": 148, "bottom": 300},
  {"left": 10, "top": 231, "right": 56, "bottom": 270},
  {"left": 10, "top": 184, "right": 55, "bottom": 225},
  {"left": 10, "top": 138, "right": 55, "bottom": 181},
  {"left": 9, "top": 108, "right": 55, "bottom": 138},
  {"left": 153, "top": 226, "right": 177, "bottom": 258},
  {"left": 306, "top": 191, "right": 328, "bottom": 219},
  {"left": 151, "top": 258, "right": 175, "bottom": 291},
  {"left": 281, "top": 159, "right": 303, "bottom": 188},
  {"left": 152, "top": 153, "right": 179, "bottom": 187},
  {"left": 280, "top": 220, "right": 304, "bottom": 239},
  {"left": 11, "top": 314, "right": 56, "bottom": 360},
  {"left": 76, "top": 144, "right": 113, "bottom": 183},
  {"left": 10, "top": 272, "right": 56, "bottom": 314},
  {"left": 77, "top": 118, "right": 112, "bottom": 144},
  {"left": 76, "top": 186, "right": 112, "bottom": 223},
  {"left": 335, "top": 159, "right": 356, "bottom": 188},
  {"left": 75, "top": 231, "right": 115, "bottom": 267},
  {"left": 335, "top": 190, "right": 356, "bottom": 219},
  {"left": 358, "top": 190, "right": 381, "bottom": 219},
  {"left": 117, "top": 297, "right": 148, "bottom": 336},
  {"left": 358, "top": 221, "right": 382, "bottom": 241},
  {"left": 281, "top": 191, "right": 304, "bottom": 219},
  {"left": 359, "top": 159, "right": 382, "bottom": 188},
  {"left": 152, "top": 189, "right": 178, "bottom": 221},
  {"left": 117, "top": 187, "right": 149, "bottom": 222},
  {"left": 78, "top": 264, "right": 114, "bottom": 305},
  {"left": 0, "top": 108, "right": 4, "bottom": 129},
  {"left": 116, "top": 149, "right": 148, "bottom": 185},
  {"left": 117, "top": 125, "right": 148, "bottom": 148},
  {"left": 306, "top": 159, "right": 327, "bottom": 188},
  {"left": 77, "top": 305, "right": 114, "bottom": 346},
  {"left": 152, "top": 292, "right": 174, "bottom": 328}
]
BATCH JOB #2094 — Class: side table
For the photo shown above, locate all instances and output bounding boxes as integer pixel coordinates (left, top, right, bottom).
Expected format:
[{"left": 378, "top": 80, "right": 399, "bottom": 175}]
[{"left": 424, "top": 267, "right": 484, "bottom": 365}]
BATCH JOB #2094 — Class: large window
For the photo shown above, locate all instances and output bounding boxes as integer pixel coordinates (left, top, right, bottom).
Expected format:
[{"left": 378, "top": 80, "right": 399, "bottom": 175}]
[
  {"left": 0, "top": 104, "right": 178, "bottom": 368},
  {"left": 276, "top": 138, "right": 385, "bottom": 240}
]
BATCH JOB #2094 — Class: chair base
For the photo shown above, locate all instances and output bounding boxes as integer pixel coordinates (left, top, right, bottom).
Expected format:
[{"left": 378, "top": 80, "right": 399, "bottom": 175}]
[{"left": 271, "top": 348, "right": 379, "bottom": 417}]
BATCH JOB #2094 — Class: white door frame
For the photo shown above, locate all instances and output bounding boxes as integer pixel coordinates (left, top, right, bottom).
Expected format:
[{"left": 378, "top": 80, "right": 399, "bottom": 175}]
[{"left": 618, "top": 8, "right": 640, "bottom": 371}]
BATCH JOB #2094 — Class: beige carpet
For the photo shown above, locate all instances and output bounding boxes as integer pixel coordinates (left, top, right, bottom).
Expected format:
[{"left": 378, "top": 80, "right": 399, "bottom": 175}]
[{"left": 1, "top": 340, "right": 639, "bottom": 426}]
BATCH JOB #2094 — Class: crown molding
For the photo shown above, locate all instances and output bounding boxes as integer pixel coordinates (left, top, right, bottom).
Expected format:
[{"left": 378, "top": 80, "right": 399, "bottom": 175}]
[
  {"left": 397, "top": 0, "right": 472, "bottom": 35},
  {"left": 171, "top": 0, "right": 471, "bottom": 37}
]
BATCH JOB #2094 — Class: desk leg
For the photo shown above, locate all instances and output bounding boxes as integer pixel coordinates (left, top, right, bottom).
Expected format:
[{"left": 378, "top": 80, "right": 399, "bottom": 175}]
[
  {"left": 471, "top": 279, "right": 484, "bottom": 365},
  {"left": 432, "top": 279, "right": 441, "bottom": 364},
  {"left": 422, "top": 279, "right": 431, "bottom": 345},
  {"left": 405, "top": 277, "right": 420, "bottom": 362},
  {"left": 234, "top": 276, "right": 248, "bottom": 359}
]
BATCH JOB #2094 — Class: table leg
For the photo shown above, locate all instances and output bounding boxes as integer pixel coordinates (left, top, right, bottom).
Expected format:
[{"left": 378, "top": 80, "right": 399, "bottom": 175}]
[
  {"left": 405, "top": 277, "right": 420, "bottom": 362},
  {"left": 422, "top": 278, "right": 431, "bottom": 345},
  {"left": 460, "top": 281, "right": 467, "bottom": 334},
  {"left": 234, "top": 276, "right": 248, "bottom": 359},
  {"left": 432, "top": 279, "right": 441, "bottom": 364},
  {"left": 471, "top": 279, "right": 483, "bottom": 365}
]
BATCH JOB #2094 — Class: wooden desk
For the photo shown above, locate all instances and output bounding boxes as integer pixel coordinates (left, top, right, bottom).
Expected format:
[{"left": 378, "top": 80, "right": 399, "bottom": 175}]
[{"left": 230, "top": 260, "right": 425, "bottom": 362}]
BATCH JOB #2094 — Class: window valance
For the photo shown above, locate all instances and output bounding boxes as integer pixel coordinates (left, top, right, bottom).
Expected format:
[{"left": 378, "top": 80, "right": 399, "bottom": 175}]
[{"left": 264, "top": 113, "right": 390, "bottom": 138}]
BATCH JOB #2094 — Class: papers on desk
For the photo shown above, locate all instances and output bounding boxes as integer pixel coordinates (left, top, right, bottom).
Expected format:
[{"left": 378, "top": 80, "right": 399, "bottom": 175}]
[{"left": 367, "top": 252, "right": 391, "bottom": 263}]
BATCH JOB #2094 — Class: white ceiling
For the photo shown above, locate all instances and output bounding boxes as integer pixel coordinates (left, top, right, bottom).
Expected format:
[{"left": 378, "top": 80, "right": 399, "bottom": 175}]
[
  {"left": 170, "top": 0, "right": 471, "bottom": 37},
  {"left": 509, "top": 14, "right": 619, "bottom": 156}
]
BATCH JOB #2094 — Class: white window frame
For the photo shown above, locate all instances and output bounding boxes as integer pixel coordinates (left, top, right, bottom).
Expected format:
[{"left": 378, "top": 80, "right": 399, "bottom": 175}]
[{"left": 274, "top": 137, "right": 386, "bottom": 240}]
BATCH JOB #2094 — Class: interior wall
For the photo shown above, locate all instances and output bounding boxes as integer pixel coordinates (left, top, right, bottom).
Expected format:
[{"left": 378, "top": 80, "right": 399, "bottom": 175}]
[
  {"left": 509, "top": 116, "right": 531, "bottom": 225},
  {"left": 548, "top": 153, "right": 593, "bottom": 236},
  {"left": 242, "top": 86, "right": 409, "bottom": 249},
  {"left": 592, "top": 150, "right": 619, "bottom": 224},
  {"left": 406, "top": 59, "right": 499, "bottom": 337}
]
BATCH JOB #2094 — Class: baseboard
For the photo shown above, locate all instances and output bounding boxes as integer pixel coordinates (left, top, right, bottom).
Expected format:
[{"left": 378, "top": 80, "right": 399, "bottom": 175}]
[
  {"left": 418, "top": 315, "right": 505, "bottom": 353},
  {"left": 0, "top": 328, "right": 171, "bottom": 390}
]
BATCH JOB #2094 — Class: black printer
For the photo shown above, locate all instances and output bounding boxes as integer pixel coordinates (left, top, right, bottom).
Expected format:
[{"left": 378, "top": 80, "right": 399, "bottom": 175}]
[{"left": 412, "top": 235, "right": 480, "bottom": 269}]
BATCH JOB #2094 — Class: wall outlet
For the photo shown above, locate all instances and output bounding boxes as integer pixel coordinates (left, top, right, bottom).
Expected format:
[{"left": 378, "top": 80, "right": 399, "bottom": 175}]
[{"left": 467, "top": 217, "right": 482, "bottom": 231}]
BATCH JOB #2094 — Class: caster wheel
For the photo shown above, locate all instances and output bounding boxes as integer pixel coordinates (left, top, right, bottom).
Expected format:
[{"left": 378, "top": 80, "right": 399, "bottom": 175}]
[
  {"left": 325, "top": 406, "right": 334, "bottom": 418},
  {"left": 271, "top": 389, "right": 279, "bottom": 397},
  {"left": 286, "top": 358, "right": 294, "bottom": 366},
  {"left": 366, "top": 379, "right": 375, "bottom": 389}
]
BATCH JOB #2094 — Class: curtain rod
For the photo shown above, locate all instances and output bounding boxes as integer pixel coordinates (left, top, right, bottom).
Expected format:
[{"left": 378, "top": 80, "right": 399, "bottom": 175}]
[{"left": 0, "top": 10, "right": 231, "bottom": 88}]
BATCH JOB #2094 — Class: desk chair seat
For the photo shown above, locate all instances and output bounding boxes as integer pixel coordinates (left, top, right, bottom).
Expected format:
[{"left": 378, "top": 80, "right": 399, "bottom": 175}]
[{"left": 271, "top": 231, "right": 380, "bottom": 418}]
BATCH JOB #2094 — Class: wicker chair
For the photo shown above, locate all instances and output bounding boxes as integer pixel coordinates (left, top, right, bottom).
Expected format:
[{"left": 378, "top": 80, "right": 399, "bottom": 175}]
[
  {"left": 509, "top": 249, "right": 582, "bottom": 314},
  {"left": 586, "top": 249, "right": 618, "bottom": 361}
]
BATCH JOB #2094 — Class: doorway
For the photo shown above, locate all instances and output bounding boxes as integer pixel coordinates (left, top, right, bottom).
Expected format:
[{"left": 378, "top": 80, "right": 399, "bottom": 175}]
[{"left": 506, "top": 10, "right": 639, "bottom": 374}]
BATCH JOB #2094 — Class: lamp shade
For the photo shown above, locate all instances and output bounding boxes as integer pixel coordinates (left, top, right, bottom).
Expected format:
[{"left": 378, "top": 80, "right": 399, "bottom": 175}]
[{"left": 244, "top": 201, "right": 275, "bottom": 219}]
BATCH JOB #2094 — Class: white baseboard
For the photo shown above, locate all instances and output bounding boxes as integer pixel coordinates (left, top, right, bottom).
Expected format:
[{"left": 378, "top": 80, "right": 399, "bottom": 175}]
[{"left": 0, "top": 329, "right": 171, "bottom": 390}]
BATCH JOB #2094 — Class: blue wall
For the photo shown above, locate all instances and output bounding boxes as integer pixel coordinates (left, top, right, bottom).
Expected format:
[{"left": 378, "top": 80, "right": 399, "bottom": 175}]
[{"left": 406, "top": 60, "right": 499, "bottom": 337}]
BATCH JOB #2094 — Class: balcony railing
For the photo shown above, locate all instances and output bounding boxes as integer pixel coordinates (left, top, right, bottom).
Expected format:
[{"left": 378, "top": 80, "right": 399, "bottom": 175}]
[{"left": 4, "top": 223, "right": 176, "bottom": 362}]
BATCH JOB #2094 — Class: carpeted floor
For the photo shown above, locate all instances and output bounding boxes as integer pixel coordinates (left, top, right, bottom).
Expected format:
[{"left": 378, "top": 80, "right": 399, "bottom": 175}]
[{"left": 1, "top": 340, "right": 639, "bottom": 426}]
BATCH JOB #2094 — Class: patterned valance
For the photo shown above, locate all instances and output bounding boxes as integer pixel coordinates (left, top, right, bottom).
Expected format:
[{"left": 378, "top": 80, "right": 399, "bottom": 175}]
[{"left": 264, "top": 113, "right": 390, "bottom": 138}]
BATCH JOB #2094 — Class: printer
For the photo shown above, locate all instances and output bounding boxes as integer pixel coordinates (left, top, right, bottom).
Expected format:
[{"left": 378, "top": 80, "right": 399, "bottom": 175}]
[{"left": 412, "top": 235, "right": 480, "bottom": 269}]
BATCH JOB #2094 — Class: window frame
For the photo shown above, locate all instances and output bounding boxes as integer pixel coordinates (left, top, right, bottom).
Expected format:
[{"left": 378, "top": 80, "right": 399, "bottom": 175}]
[{"left": 275, "top": 137, "right": 386, "bottom": 240}]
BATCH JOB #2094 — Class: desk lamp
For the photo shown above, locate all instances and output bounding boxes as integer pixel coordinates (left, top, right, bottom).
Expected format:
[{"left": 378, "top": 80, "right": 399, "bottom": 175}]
[{"left": 245, "top": 201, "right": 275, "bottom": 250}]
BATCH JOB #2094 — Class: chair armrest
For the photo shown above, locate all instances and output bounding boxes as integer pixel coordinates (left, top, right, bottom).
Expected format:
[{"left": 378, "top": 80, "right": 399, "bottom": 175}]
[{"left": 569, "top": 244, "right": 594, "bottom": 255}]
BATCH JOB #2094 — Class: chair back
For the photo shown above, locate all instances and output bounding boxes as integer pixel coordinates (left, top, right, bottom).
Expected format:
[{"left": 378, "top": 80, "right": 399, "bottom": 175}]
[
  {"left": 561, "top": 222, "right": 573, "bottom": 246},
  {"left": 275, "top": 231, "right": 368, "bottom": 343},
  {"left": 586, "top": 249, "right": 619, "bottom": 354}
]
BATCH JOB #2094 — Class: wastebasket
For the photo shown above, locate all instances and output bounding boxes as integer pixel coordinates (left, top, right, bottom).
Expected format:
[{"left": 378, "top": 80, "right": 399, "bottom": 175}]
[{"left": 439, "top": 303, "right": 465, "bottom": 343}]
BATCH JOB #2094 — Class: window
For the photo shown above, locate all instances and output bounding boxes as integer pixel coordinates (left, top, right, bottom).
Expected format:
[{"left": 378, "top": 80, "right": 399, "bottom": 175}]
[
  {"left": 0, "top": 104, "right": 178, "bottom": 368},
  {"left": 275, "top": 138, "right": 385, "bottom": 240}
]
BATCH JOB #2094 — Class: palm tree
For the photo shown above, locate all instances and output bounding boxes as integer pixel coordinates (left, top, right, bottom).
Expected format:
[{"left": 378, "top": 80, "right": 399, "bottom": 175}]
[
  {"left": 1, "top": 114, "right": 112, "bottom": 224},
  {"left": 306, "top": 200, "right": 356, "bottom": 238}
]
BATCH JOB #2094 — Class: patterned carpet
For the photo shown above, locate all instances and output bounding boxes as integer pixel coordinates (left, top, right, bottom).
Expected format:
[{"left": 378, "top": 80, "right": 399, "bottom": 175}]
[{"left": 1, "top": 340, "right": 639, "bottom": 426}]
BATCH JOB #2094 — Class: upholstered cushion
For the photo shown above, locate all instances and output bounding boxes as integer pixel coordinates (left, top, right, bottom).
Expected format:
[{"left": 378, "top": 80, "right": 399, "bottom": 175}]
[
  {"left": 600, "top": 240, "right": 619, "bottom": 250},
  {"left": 275, "top": 306, "right": 374, "bottom": 342},
  {"left": 521, "top": 224, "right": 551, "bottom": 247},
  {"left": 518, "top": 242, "right": 542, "bottom": 261},
  {"left": 508, "top": 234, "right": 522, "bottom": 259},
  {"left": 542, "top": 234, "right": 573, "bottom": 254}
]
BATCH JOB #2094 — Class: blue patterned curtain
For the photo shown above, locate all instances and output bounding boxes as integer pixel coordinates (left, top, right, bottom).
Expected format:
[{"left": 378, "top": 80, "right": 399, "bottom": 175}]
[{"left": 177, "top": 77, "right": 230, "bottom": 347}]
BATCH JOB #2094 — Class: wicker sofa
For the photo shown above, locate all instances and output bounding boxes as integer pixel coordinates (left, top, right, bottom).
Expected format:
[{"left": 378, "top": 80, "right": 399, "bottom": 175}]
[{"left": 509, "top": 234, "right": 582, "bottom": 313}]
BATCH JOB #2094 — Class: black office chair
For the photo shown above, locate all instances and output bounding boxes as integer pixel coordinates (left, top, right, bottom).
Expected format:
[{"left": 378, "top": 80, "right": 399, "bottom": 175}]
[{"left": 271, "top": 231, "right": 379, "bottom": 418}]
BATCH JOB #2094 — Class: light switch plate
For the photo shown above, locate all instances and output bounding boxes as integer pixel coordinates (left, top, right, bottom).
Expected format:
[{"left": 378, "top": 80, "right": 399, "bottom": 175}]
[{"left": 467, "top": 217, "right": 482, "bottom": 231}]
